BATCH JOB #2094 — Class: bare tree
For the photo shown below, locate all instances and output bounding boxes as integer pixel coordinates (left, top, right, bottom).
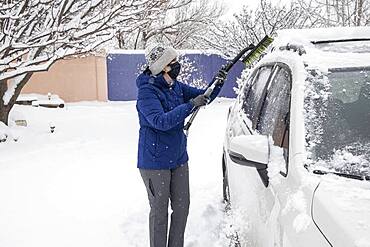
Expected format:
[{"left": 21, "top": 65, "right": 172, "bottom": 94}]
[
  {"left": 156, "top": 0, "right": 224, "bottom": 49},
  {"left": 121, "top": 0, "right": 224, "bottom": 49},
  {"left": 356, "top": 0, "right": 364, "bottom": 25},
  {"left": 197, "top": 0, "right": 318, "bottom": 58},
  {"left": 0, "top": 0, "right": 167, "bottom": 125},
  {"left": 297, "top": 0, "right": 370, "bottom": 26}
]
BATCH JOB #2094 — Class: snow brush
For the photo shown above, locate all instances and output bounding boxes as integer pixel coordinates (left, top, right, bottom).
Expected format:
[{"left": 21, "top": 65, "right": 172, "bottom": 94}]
[
  {"left": 242, "top": 35, "right": 274, "bottom": 66},
  {"left": 184, "top": 35, "right": 274, "bottom": 135}
]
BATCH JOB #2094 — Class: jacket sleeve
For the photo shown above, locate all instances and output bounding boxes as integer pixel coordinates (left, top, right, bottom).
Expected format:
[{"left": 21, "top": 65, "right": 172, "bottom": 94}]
[
  {"left": 180, "top": 83, "right": 205, "bottom": 103},
  {"left": 181, "top": 81, "right": 223, "bottom": 103},
  {"left": 137, "top": 86, "right": 194, "bottom": 131}
]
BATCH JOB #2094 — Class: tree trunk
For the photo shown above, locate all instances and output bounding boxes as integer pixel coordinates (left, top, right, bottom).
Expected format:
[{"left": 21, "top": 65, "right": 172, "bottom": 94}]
[
  {"left": 326, "top": 0, "right": 331, "bottom": 26},
  {"left": 335, "top": 0, "right": 340, "bottom": 23},
  {"left": 357, "top": 0, "right": 363, "bottom": 26},
  {"left": 0, "top": 79, "right": 10, "bottom": 125},
  {"left": 341, "top": 0, "right": 346, "bottom": 26},
  {"left": 117, "top": 30, "right": 125, "bottom": 49},
  {"left": 134, "top": 29, "right": 141, "bottom": 50},
  {"left": 0, "top": 73, "right": 33, "bottom": 126},
  {"left": 0, "top": 107, "right": 10, "bottom": 126},
  {"left": 141, "top": 31, "right": 149, "bottom": 50}
]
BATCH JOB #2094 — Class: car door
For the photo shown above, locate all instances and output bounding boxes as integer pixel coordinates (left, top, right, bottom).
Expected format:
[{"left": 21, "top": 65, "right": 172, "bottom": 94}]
[
  {"left": 254, "top": 64, "right": 292, "bottom": 247},
  {"left": 226, "top": 63, "right": 292, "bottom": 246},
  {"left": 225, "top": 64, "right": 278, "bottom": 245}
]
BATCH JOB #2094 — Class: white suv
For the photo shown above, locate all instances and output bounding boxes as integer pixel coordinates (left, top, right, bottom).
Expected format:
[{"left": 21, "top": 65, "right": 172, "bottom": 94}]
[{"left": 223, "top": 27, "right": 370, "bottom": 247}]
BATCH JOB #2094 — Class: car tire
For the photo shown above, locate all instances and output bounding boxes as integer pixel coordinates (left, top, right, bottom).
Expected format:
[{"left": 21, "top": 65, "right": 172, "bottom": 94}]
[{"left": 222, "top": 154, "right": 231, "bottom": 204}]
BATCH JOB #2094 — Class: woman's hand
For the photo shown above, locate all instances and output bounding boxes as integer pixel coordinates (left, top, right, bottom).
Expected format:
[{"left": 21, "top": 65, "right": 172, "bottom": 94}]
[
  {"left": 190, "top": 94, "right": 209, "bottom": 107},
  {"left": 214, "top": 69, "right": 228, "bottom": 85}
]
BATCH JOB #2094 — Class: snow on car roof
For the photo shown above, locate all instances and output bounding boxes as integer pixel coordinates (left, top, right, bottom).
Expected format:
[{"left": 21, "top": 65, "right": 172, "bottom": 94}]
[
  {"left": 271, "top": 27, "right": 370, "bottom": 69},
  {"left": 304, "top": 48, "right": 370, "bottom": 69},
  {"left": 276, "top": 26, "right": 370, "bottom": 44}
]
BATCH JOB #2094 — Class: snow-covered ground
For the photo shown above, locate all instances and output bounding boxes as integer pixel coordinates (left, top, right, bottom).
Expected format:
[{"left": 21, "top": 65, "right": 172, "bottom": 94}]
[{"left": 0, "top": 99, "right": 236, "bottom": 247}]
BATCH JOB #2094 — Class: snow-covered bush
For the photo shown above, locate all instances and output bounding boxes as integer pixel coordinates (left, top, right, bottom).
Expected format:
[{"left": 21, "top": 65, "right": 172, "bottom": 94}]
[
  {"left": 0, "top": 121, "right": 9, "bottom": 142},
  {"left": 234, "top": 67, "right": 253, "bottom": 95}
]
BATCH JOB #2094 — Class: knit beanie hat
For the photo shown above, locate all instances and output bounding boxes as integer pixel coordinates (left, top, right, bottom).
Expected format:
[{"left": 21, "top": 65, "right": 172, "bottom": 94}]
[{"left": 145, "top": 43, "right": 178, "bottom": 75}]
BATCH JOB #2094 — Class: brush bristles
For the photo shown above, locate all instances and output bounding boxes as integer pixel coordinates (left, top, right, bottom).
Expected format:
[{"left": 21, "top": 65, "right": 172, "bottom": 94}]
[{"left": 243, "top": 36, "right": 274, "bottom": 66}]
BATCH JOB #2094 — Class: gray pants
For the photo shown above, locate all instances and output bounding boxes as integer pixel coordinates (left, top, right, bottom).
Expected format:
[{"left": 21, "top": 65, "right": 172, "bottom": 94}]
[{"left": 140, "top": 163, "right": 190, "bottom": 247}]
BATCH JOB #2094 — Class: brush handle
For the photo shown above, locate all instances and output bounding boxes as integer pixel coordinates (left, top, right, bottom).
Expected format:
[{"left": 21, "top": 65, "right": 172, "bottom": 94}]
[
  {"left": 224, "top": 44, "right": 255, "bottom": 72},
  {"left": 184, "top": 44, "right": 257, "bottom": 135}
]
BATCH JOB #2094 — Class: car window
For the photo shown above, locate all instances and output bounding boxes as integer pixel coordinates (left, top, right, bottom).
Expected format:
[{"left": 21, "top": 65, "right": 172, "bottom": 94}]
[
  {"left": 257, "top": 66, "right": 292, "bottom": 174},
  {"left": 305, "top": 67, "right": 370, "bottom": 178},
  {"left": 258, "top": 66, "right": 291, "bottom": 146},
  {"left": 242, "top": 66, "right": 274, "bottom": 123}
]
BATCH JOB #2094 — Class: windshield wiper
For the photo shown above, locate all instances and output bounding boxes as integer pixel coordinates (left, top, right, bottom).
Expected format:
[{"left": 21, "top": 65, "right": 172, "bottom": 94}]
[
  {"left": 311, "top": 38, "right": 370, "bottom": 44},
  {"left": 313, "top": 169, "right": 370, "bottom": 181}
]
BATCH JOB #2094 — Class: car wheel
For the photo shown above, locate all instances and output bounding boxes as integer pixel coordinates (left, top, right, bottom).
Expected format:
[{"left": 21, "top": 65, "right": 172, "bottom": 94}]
[{"left": 222, "top": 154, "right": 231, "bottom": 204}]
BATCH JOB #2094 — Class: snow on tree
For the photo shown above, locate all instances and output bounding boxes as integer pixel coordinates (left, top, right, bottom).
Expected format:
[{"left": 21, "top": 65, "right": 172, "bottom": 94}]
[
  {"left": 297, "top": 0, "right": 370, "bottom": 27},
  {"left": 0, "top": 0, "right": 167, "bottom": 125},
  {"left": 196, "top": 0, "right": 369, "bottom": 58},
  {"left": 120, "top": 0, "right": 224, "bottom": 50},
  {"left": 196, "top": 0, "right": 318, "bottom": 58}
]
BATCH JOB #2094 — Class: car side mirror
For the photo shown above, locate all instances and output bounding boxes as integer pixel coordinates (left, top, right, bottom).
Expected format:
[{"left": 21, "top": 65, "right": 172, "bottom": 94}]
[{"left": 228, "top": 135, "right": 269, "bottom": 187}]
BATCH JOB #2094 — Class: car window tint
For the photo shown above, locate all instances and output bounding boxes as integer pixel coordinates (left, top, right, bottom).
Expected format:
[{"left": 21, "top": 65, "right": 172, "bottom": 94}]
[
  {"left": 242, "top": 66, "right": 273, "bottom": 121},
  {"left": 258, "top": 67, "right": 291, "bottom": 147}
]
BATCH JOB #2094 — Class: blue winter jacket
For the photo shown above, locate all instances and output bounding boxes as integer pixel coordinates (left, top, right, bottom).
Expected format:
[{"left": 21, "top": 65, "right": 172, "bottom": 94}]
[{"left": 136, "top": 69, "right": 222, "bottom": 170}]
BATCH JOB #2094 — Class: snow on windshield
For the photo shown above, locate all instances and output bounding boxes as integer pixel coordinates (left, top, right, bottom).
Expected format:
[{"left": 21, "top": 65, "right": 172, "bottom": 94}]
[{"left": 304, "top": 67, "right": 370, "bottom": 178}]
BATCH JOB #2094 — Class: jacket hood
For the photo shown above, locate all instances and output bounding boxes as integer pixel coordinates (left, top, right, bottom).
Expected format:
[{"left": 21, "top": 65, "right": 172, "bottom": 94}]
[{"left": 136, "top": 69, "right": 171, "bottom": 89}]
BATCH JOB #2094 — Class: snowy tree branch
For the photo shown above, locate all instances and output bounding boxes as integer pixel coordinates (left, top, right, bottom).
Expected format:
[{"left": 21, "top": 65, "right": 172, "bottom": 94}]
[{"left": 0, "top": 0, "right": 167, "bottom": 112}]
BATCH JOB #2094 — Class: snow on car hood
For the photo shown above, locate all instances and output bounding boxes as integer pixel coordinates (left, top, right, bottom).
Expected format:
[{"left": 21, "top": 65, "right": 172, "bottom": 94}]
[{"left": 312, "top": 176, "right": 370, "bottom": 247}]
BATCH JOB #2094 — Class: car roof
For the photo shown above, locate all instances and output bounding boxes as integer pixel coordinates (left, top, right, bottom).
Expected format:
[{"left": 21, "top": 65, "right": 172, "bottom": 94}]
[
  {"left": 276, "top": 26, "right": 370, "bottom": 43},
  {"left": 269, "top": 27, "right": 370, "bottom": 69}
]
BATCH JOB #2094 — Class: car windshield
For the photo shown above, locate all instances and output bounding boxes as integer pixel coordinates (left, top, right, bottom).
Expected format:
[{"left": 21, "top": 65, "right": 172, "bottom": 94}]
[{"left": 305, "top": 67, "right": 370, "bottom": 178}]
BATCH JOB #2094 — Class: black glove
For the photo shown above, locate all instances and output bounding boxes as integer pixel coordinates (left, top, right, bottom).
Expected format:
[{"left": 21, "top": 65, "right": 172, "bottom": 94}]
[
  {"left": 214, "top": 69, "right": 227, "bottom": 85},
  {"left": 190, "top": 94, "right": 209, "bottom": 108}
]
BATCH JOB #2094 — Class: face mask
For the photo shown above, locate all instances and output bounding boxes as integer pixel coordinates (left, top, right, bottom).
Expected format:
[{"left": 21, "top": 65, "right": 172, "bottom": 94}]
[{"left": 167, "top": 62, "right": 181, "bottom": 80}]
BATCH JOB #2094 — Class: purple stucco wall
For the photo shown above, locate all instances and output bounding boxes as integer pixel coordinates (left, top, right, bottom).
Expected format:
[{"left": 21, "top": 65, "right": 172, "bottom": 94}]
[{"left": 107, "top": 51, "right": 244, "bottom": 101}]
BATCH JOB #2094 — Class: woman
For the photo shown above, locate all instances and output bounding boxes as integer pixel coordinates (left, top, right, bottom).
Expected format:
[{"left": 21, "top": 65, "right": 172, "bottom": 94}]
[{"left": 136, "top": 44, "right": 225, "bottom": 247}]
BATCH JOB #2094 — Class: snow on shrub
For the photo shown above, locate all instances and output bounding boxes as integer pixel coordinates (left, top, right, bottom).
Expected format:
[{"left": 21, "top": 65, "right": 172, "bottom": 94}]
[
  {"left": 234, "top": 67, "right": 253, "bottom": 95},
  {"left": 0, "top": 121, "right": 9, "bottom": 142}
]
